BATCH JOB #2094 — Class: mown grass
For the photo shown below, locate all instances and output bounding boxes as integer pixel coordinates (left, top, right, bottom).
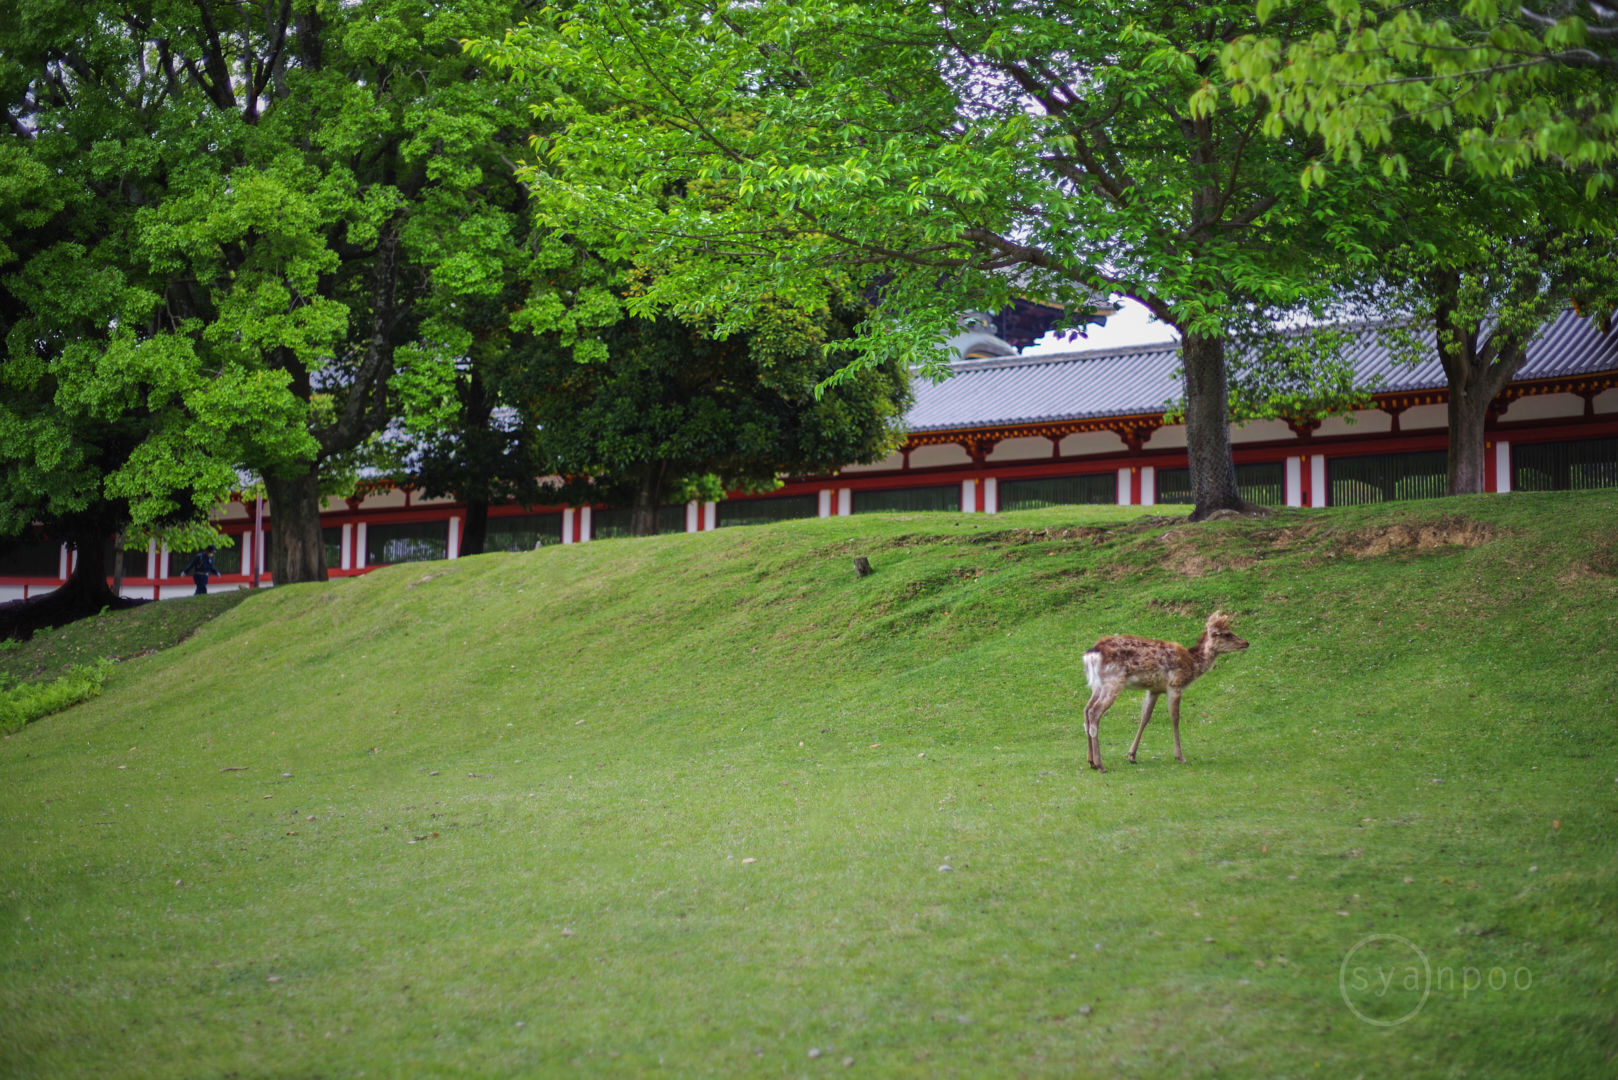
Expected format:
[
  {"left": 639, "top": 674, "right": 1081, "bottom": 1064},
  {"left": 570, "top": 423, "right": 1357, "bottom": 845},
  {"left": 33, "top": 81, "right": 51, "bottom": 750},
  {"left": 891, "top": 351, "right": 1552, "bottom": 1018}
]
[
  {"left": 0, "top": 590, "right": 252, "bottom": 685},
  {"left": 2, "top": 493, "right": 1615, "bottom": 1079}
]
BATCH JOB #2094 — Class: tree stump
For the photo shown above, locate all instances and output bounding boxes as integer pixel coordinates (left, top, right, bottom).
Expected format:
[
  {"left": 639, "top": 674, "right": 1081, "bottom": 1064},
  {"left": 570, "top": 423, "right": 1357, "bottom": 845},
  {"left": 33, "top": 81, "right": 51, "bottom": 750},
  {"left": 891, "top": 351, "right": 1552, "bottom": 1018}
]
[{"left": 853, "top": 556, "right": 873, "bottom": 578}]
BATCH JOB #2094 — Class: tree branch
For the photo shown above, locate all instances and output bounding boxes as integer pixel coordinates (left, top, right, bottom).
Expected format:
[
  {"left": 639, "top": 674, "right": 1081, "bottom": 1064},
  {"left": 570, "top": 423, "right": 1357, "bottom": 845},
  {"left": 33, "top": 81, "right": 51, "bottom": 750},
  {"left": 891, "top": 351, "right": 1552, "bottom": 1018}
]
[{"left": 319, "top": 223, "right": 402, "bottom": 456}]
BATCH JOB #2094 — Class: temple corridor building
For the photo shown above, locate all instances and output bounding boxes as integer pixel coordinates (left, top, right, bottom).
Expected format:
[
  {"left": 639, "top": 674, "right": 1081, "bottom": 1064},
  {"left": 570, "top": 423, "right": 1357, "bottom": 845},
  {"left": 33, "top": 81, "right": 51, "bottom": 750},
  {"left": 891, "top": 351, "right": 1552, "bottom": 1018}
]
[{"left": 3, "top": 310, "right": 1615, "bottom": 601}]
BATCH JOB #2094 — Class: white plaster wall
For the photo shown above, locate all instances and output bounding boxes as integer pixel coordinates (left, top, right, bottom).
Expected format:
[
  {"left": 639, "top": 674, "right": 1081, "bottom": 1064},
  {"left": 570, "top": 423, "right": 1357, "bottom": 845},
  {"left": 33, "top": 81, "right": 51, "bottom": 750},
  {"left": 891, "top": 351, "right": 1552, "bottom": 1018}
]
[
  {"left": 987, "top": 436, "right": 1053, "bottom": 462},
  {"left": 358, "top": 489, "right": 409, "bottom": 509},
  {"left": 906, "top": 444, "right": 972, "bottom": 469},
  {"left": 1142, "top": 425, "right": 1186, "bottom": 450},
  {"left": 215, "top": 501, "right": 251, "bottom": 521},
  {"left": 841, "top": 449, "right": 907, "bottom": 473},
  {"left": 0, "top": 586, "right": 25, "bottom": 603},
  {"left": 1500, "top": 392, "right": 1584, "bottom": 422},
  {"left": 412, "top": 492, "right": 457, "bottom": 506},
  {"left": 1400, "top": 404, "right": 1449, "bottom": 429},
  {"left": 1230, "top": 419, "right": 1297, "bottom": 443},
  {"left": 1594, "top": 387, "right": 1618, "bottom": 414},
  {"left": 1061, "top": 430, "right": 1129, "bottom": 455},
  {"left": 1314, "top": 409, "right": 1393, "bottom": 438}
]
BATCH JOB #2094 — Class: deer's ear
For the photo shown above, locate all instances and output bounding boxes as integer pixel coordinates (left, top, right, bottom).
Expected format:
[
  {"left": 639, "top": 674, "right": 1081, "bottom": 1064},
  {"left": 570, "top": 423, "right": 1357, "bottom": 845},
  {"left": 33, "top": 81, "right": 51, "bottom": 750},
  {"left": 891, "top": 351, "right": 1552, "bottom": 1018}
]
[{"left": 1207, "top": 610, "right": 1229, "bottom": 628}]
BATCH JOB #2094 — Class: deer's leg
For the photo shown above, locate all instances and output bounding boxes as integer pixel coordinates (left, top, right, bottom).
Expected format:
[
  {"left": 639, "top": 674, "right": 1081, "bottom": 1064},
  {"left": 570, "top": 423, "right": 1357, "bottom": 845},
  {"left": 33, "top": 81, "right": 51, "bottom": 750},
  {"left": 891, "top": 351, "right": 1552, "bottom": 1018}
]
[
  {"left": 1084, "top": 685, "right": 1119, "bottom": 773},
  {"left": 1082, "top": 693, "right": 1100, "bottom": 769},
  {"left": 1127, "top": 691, "right": 1158, "bottom": 764},
  {"left": 1168, "top": 688, "right": 1186, "bottom": 763}
]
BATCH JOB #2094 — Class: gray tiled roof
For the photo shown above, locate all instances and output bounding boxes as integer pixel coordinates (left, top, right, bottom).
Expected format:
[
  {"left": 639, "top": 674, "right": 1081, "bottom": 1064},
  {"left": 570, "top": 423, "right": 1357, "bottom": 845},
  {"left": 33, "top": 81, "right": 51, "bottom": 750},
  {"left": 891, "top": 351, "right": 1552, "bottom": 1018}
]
[{"left": 906, "top": 308, "right": 1618, "bottom": 432}]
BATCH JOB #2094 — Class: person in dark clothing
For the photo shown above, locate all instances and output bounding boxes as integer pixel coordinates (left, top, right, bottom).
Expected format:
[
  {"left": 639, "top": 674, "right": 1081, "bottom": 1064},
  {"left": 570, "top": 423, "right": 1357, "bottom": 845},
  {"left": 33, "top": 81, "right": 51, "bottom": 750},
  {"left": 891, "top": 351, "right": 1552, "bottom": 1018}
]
[{"left": 182, "top": 546, "right": 221, "bottom": 595}]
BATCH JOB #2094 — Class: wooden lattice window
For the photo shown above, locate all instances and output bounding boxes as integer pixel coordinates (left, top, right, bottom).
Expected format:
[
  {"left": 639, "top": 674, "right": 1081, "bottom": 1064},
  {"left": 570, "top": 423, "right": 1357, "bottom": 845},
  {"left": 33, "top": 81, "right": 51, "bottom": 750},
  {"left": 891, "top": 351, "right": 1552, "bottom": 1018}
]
[
  {"left": 1513, "top": 438, "right": 1618, "bottom": 492},
  {"left": 717, "top": 495, "right": 818, "bottom": 527},
  {"left": 852, "top": 485, "right": 961, "bottom": 514},
  {"left": 1327, "top": 452, "right": 1448, "bottom": 506},
  {"left": 1156, "top": 462, "right": 1285, "bottom": 506},
  {"left": 999, "top": 473, "right": 1116, "bottom": 510}
]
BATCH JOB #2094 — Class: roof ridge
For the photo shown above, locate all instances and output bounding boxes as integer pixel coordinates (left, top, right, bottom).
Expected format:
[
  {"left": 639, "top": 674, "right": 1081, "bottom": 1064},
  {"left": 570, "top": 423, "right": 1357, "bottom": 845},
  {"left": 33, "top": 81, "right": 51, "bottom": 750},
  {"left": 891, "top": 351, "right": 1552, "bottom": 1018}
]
[
  {"left": 951, "top": 339, "right": 1182, "bottom": 372},
  {"left": 946, "top": 316, "right": 1429, "bottom": 373}
]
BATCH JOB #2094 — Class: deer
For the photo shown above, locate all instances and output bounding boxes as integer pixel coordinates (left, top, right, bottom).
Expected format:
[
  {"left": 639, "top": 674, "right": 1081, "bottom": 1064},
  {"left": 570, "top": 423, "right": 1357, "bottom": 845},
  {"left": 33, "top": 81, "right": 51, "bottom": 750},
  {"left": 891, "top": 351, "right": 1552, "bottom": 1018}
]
[{"left": 1080, "top": 611, "right": 1248, "bottom": 772}]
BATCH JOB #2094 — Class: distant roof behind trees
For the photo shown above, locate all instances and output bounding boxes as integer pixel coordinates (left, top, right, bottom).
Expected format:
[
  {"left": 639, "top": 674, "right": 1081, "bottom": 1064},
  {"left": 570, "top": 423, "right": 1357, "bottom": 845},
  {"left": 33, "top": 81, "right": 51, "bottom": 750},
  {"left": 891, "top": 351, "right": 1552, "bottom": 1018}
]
[{"left": 908, "top": 309, "right": 1618, "bottom": 432}]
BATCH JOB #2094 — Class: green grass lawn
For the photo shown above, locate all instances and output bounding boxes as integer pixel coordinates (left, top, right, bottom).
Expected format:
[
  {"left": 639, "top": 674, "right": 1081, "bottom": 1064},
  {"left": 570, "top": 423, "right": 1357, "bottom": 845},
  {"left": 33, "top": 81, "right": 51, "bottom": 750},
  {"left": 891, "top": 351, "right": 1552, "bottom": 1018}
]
[
  {"left": 2, "top": 493, "right": 1615, "bottom": 1078},
  {"left": 1, "top": 590, "right": 252, "bottom": 686}
]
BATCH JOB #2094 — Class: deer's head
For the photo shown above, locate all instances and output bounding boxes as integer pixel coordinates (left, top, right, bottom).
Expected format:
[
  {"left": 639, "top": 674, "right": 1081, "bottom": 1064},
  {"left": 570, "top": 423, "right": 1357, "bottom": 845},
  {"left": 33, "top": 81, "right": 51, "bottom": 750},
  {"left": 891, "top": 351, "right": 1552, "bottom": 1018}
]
[{"left": 1205, "top": 611, "right": 1249, "bottom": 654}]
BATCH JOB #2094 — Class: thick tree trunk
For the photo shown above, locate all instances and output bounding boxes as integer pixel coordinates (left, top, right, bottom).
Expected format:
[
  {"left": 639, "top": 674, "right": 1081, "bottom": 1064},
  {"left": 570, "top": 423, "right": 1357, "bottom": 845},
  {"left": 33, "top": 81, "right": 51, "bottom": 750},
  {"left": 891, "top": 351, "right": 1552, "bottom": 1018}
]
[
  {"left": 462, "top": 498, "right": 489, "bottom": 556},
  {"left": 629, "top": 461, "right": 667, "bottom": 537},
  {"left": 1432, "top": 276, "right": 1528, "bottom": 496},
  {"left": 1446, "top": 388, "right": 1492, "bottom": 495},
  {"left": 1181, "top": 331, "right": 1245, "bottom": 520},
  {"left": 0, "top": 531, "right": 133, "bottom": 640},
  {"left": 264, "top": 467, "right": 329, "bottom": 584},
  {"left": 59, "top": 535, "right": 121, "bottom": 613}
]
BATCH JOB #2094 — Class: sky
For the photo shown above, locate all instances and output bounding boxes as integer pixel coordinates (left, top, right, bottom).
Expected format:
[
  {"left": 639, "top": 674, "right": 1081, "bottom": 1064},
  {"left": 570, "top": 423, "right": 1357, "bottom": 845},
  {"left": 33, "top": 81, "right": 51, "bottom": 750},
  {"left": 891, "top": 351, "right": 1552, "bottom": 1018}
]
[{"left": 1022, "top": 296, "right": 1178, "bottom": 355}]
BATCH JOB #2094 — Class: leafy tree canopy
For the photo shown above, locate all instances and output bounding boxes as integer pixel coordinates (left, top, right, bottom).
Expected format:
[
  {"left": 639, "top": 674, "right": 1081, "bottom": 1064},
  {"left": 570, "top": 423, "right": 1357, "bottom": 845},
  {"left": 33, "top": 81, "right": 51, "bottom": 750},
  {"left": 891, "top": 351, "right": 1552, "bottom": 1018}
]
[
  {"left": 475, "top": 0, "right": 1390, "bottom": 516},
  {"left": 1218, "top": 0, "right": 1618, "bottom": 196},
  {"left": 1325, "top": 161, "right": 1618, "bottom": 492},
  {"left": 505, "top": 289, "right": 910, "bottom": 536},
  {"left": 0, "top": 0, "right": 549, "bottom": 587}
]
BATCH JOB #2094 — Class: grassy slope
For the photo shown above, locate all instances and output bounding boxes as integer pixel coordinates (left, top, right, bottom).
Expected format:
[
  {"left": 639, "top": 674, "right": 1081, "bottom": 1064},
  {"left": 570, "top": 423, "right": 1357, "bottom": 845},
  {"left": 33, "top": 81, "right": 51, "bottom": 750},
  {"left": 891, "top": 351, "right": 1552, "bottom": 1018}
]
[
  {"left": 1, "top": 591, "right": 252, "bottom": 685},
  {"left": 1, "top": 494, "right": 1615, "bottom": 1079}
]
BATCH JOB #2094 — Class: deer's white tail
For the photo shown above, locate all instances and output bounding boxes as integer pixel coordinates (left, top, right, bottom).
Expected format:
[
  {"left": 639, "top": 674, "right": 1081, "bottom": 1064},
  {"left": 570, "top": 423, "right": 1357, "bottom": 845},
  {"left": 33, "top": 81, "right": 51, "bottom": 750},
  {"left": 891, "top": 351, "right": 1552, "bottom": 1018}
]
[{"left": 1083, "top": 649, "right": 1102, "bottom": 692}]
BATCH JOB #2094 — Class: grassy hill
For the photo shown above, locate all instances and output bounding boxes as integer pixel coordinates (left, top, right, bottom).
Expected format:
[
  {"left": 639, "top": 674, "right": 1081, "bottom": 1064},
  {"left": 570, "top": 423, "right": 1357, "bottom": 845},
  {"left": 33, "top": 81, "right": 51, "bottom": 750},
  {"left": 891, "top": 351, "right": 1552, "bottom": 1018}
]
[{"left": 2, "top": 492, "right": 1615, "bottom": 1079}]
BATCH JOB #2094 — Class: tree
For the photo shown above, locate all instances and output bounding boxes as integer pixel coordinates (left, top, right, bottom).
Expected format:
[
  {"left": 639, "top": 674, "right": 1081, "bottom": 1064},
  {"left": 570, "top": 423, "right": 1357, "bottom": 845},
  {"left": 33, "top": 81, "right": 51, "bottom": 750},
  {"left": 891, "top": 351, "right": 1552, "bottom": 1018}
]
[
  {"left": 1216, "top": 0, "right": 1618, "bottom": 493},
  {"left": 505, "top": 295, "right": 911, "bottom": 536},
  {"left": 0, "top": 137, "right": 312, "bottom": 634},
  {"left": 477, "top": 0, "right": 1377, "bottom": 518},
  {"left": 1339, "top": 173, "right": 1618, "bottom": 493},
  {"left": 1219, "top": 0, "right": 1618, "bottom": 194},
  {"left": 1, "top": 0, "right": 545, "bottom": 586},
  {"left": 409, "top": 349, "right": 545, "bottom": 557}
]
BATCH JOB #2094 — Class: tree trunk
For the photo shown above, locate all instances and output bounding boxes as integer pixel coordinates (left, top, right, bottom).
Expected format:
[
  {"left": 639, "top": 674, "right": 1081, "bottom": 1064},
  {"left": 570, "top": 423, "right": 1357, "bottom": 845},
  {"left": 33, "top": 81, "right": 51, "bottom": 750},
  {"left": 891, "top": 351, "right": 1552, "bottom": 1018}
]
[
  {"left": 111, "top": 530, "right": 126, "bottom": 598},
  {"left": 1446, "top": 357, "right": 1524, "bottom": 494},
  {"left": 629, "top": 461, "right": 667, "bottom": 537},
  {"left": 1432, "top": 276, "right": 1529, "bottom": 495},
  {"left": 1446, "top": 388, "right": 1492, "bottom": 495},
  {"left": 264, "top": 467, "right": 329, "bottom": 584},
  {"left": 60, "top": 534, "right": 120, "bottom": 613},
  {"left": 462, "top": 498, "right": 489, "bottom": 556},
  {"left": 0, "top": 531, "right": 131, "bottom": 640},
  {"left": 1181, "top": 331, "right": 1245, "bottom": 520}
]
